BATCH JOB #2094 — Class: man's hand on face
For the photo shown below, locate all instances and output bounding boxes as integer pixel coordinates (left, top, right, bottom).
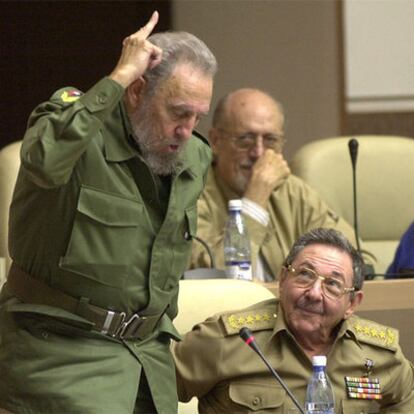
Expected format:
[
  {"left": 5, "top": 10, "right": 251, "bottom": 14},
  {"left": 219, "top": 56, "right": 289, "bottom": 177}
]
[
  {"left": 110, "top": 11, "right": 163, "bottom": 88},
  {"left": 244, "top": 149, "right": 290, "bottom": 208}
]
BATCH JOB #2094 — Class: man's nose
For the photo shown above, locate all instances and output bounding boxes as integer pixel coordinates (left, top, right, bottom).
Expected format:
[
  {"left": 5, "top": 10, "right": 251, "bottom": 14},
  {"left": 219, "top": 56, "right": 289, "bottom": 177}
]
[
  {"left": 176, "top": 117, "right": 198, "bottom": 141},
  {"left": 306, "top": 278, "right": 324, "bottom": 299},
  {"left": 248, "top": 137, "right": 265, "bottom": 159}
]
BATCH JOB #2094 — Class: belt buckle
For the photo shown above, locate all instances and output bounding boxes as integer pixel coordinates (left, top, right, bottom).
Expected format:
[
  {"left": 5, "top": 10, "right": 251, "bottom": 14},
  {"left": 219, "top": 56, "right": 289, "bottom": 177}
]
[{"left": 116, "top": 313, "right": 143, "bottom": 339}]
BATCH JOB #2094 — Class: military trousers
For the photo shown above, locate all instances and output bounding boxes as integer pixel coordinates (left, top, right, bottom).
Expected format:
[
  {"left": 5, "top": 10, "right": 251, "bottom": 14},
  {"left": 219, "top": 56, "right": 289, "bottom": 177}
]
[{"left": 0, "top": 308, "right": 178, "bottom": 414}]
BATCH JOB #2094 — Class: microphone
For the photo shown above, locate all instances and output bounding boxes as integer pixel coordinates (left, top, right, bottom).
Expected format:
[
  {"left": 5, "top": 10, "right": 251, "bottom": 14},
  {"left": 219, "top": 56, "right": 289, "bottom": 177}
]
[
  {"left": 348, "top": 138, "right": 361, "bottom": 255},
  {"left": 183, "top": 233, "right": 226, "bottom": 279},
  {"left": 184, "top": 232, "right": 216, "bottom": 268},
  {"left": 239, "top": 327, "right": 306, "bottom": 414},
  {"left": 347, "top": 139, "right": 374, "bottom": 280}
]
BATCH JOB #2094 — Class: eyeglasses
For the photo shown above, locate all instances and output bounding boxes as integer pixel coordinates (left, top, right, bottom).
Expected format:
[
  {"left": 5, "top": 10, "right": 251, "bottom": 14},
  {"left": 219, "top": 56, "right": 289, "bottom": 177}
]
[
  {"left": 218, "top": 129, "right": 286, "bottom": 152},
  {"left": 284, "top": 265, "right": 356, "bottom": 299}
]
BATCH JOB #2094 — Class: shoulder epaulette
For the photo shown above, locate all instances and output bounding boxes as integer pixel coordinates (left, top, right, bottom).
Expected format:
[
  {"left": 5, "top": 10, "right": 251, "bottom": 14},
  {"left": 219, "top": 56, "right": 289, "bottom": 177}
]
[
  {"left": 220, "top": 300, "right": 277, "bottom": 336},
  {"left": 350, "top": 316, "right": 399, "bottom": 351},
  {"left": 50, "top": 87, "right": 84, "bottom": 105},
  {"left": 192, "top": 129, "right": 210, "bottom": 147}
]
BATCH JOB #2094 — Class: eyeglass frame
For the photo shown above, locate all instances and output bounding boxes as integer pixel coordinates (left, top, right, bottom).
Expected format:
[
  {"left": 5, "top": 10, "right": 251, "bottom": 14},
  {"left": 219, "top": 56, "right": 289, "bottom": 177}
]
[
  {"left": 283, "top": 265, "right": 356, "bottom": 299},
  {"left": 216, "top": 128, "right": 286, "bottom": 152}
]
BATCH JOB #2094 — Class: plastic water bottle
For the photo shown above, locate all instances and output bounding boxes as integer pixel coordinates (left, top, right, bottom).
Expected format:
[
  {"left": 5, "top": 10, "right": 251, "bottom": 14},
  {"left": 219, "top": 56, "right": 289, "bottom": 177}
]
[
  {"left": 223, "top": 199, "right": 252, "bottom": 281},
  {"left": 305, "top": 355, "right": 335, "bottom": 414}
]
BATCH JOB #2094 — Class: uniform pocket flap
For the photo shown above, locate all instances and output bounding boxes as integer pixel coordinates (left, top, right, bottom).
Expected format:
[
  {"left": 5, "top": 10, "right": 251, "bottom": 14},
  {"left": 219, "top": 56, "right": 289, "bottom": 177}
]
[
  {"left": 229, "top": 380, "right": 286, "bottom": 410},
  {"left": 341, "top": 398, "right": 378, "bottom": 414},
  {"left": 77, "top": 186, "right": 142, "bottom": 226}
]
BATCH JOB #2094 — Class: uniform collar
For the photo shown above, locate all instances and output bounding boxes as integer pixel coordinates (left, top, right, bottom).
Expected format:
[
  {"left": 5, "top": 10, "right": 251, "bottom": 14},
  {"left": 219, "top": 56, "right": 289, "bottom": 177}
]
[
  {"left": 103, "top": 99, "right": 137, "bottom": 162},
  {"left": 213, "top": 168, "right": 241, "bottom": 201},
  {"left": 268, "top": 301, "right": 350, "bottom": 347},
  {"left": 269, "top": 300, "right": 290, "bottom": 340}
]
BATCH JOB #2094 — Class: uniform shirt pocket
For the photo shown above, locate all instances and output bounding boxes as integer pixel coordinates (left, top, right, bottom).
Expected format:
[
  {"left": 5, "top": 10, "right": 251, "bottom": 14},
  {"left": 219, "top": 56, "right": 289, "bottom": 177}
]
[
  {"left": 229, "top": 380, "right": 286, "bottom": 412},
  {"left": 341, "top": 398, "right": 379, "bottom": 414},
  {"left": 165, "top": 204, "right": 198, "bottom": 290},
  {"left": 60, "top": 186, "right": 142, "bottom": 287}
]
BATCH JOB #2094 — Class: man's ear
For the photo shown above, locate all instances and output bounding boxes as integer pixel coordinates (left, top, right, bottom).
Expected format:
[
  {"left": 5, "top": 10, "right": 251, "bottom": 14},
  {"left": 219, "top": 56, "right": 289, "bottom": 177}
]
[
  {"left": 125, "top": 77, "right": 146, "bottom": 110},
  {"left": 344, "top": 290, "right": 364, "bottom": 320},
  {"left": 209, "top": 127, "right": 222, "bottom": 155}
]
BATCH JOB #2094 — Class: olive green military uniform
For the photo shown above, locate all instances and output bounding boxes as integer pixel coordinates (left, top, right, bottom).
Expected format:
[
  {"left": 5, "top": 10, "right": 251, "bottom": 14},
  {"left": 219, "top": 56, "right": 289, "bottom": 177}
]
[
  {"left": 190, "top": 169, "right": 376, "bottom": 278},
  {"left": 173, "top": 299, "right": 414, "bottom": 413},
  {"left": 0, "top": 77, "right": 211, "bottom": 413}
]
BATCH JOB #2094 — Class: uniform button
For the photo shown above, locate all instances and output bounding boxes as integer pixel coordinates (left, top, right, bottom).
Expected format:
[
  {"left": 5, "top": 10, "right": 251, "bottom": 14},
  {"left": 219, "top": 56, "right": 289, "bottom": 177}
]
[
  {"left": 252, "top": 396, "right": 261, "bottom": 406},
  {"left": 184, "top": 231, "right": 190, "bottom": 240},
  {"left": 41, "top": 331, "right": 48, "bottom": 339},
  {"left": 98, "top": 95, "right": 107, "bottom": 104}
]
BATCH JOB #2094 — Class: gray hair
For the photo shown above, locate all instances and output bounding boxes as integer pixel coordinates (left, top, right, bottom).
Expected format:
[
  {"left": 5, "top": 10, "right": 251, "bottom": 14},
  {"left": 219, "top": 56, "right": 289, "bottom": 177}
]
[
  {"left": 144, "top": 31, "right": 217, "bottom": 96},
  {"left": 283, "top": 228, "right": 365, "bottom": 292}
]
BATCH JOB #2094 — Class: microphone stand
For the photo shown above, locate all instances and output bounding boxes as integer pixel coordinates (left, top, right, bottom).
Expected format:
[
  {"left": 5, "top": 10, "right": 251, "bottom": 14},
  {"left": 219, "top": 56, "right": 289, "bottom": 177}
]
[
  {"left": 240, "top": 327, "right": 306, "bottom": 414},
  {"left": 348, "top": 138, "right": 362, "bottom": 254},
  {"left": 348, "top": 139, "right": 374, "bottom": 280}
]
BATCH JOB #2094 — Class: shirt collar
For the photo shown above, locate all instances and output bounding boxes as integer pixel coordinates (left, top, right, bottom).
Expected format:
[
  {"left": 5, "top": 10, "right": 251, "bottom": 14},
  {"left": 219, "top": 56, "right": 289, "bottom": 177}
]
[
  {"left": 268, "top": 301, "right": 350, "bottom": 345},
  {"left": 103, "top": 99, "right": 137, "bottom": 162},
  {"left": 213, "top": 167, "right": 241, "bottom": 200}
]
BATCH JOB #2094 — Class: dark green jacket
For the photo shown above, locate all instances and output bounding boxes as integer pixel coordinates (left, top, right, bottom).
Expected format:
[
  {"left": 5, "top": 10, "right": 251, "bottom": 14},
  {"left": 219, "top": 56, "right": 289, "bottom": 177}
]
[
  {"left": 0, "top": 77, "right": 211, "bottom": 413},
  {"left": 9, "top": 76, "right": 211, "bottom": 324}
]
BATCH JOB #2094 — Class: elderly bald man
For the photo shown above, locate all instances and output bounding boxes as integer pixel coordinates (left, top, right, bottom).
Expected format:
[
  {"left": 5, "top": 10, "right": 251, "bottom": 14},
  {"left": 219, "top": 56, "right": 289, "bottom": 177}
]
[{"left": 190, "top": 88, "right": 375, "bottom": 280}]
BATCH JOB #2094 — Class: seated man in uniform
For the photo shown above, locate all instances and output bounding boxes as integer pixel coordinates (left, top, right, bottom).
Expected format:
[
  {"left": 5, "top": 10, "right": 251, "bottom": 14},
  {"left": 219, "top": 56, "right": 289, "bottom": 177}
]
[
  {"left": 173, "top": 228, "right": 414, "bottom": 413},
  {"left": 190, "top": 88, "right": 375, "bottom": 281}
]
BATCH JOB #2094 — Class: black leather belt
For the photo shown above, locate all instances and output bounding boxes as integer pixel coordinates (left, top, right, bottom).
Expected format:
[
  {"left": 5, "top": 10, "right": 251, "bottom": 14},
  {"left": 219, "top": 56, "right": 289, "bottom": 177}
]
[{"left": 6, "top": 262, "right": 164, "bottom": 340}]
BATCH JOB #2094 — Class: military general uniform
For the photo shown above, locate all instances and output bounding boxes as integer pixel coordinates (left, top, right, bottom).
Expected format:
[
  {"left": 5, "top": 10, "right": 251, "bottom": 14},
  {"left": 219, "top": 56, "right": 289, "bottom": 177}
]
[
  {"left": 0, "top": 77, "right": 211, "bottom": 413},
  {"left": 190, "top": 169, "right": 376, "bottom": 279},
  {"left": 173, "top": 299, "right": 414, "bottom": 413}
]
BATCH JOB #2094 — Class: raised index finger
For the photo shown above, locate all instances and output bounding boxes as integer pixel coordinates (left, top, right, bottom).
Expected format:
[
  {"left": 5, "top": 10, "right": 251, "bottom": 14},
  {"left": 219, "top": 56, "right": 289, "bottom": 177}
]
[{"left": 140, "top": 11, "right": 159, "bottom": 38}]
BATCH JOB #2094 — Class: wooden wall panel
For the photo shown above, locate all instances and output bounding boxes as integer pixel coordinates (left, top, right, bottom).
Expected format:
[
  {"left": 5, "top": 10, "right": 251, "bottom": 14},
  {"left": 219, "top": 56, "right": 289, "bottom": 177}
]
[{"left": 0, "top": 1, "right": 171, "bottom": 149}]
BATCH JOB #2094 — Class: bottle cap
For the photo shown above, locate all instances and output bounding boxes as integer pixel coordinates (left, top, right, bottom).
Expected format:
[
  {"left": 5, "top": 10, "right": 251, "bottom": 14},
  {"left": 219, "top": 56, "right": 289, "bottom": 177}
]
[
  {"left": 228, "top": 199, "right": 242, "bottom": 210},
  {"left": 312, "top": 355, "right": 327, "bottom": 367}
]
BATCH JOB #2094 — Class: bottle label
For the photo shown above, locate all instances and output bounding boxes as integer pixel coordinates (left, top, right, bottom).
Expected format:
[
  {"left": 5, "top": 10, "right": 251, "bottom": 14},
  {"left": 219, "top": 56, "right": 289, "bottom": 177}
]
[
  {"left": 225, "top": 261, "right": 252, "bottom": 281},
  {"left": 305, "top": 403, "right": 334, "bottom": 413}
]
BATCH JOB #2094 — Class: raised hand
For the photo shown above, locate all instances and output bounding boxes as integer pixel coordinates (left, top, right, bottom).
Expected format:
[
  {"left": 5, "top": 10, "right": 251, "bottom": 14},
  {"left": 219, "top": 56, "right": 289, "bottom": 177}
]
[{"left": 110, "top": 11, "right": 163, "bottom": 88}]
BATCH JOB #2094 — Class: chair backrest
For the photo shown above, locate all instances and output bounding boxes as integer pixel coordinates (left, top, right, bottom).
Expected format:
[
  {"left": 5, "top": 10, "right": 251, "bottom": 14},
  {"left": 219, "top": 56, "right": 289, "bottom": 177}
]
[
  {"left": 0, "top": 141, "right": 22, "bottom": 285},
  {"left": 175, "top": 279, "right": 274, "bottom": 335},
  {"left": 175, "top": 279, "right": 275, "bottom": 414},
  {"left": 290, "top": 136, "right": 414, "bottom": 274}
]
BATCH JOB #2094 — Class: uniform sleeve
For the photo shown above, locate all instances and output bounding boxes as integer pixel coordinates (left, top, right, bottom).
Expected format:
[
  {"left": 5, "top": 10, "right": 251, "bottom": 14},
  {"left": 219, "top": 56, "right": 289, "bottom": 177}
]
[
  {"left": 20, "top": 77, "right": 124, "bottom": 188},
  {"left": 171, "top": 319, "right": 227, "bottom": 402}
]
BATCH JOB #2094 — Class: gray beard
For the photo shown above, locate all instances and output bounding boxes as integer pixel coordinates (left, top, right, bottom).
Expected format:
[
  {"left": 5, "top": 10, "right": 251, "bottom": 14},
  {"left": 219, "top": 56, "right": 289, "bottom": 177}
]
[{"left": 130, "top": 106, "right": 185, "bottom": 176}]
